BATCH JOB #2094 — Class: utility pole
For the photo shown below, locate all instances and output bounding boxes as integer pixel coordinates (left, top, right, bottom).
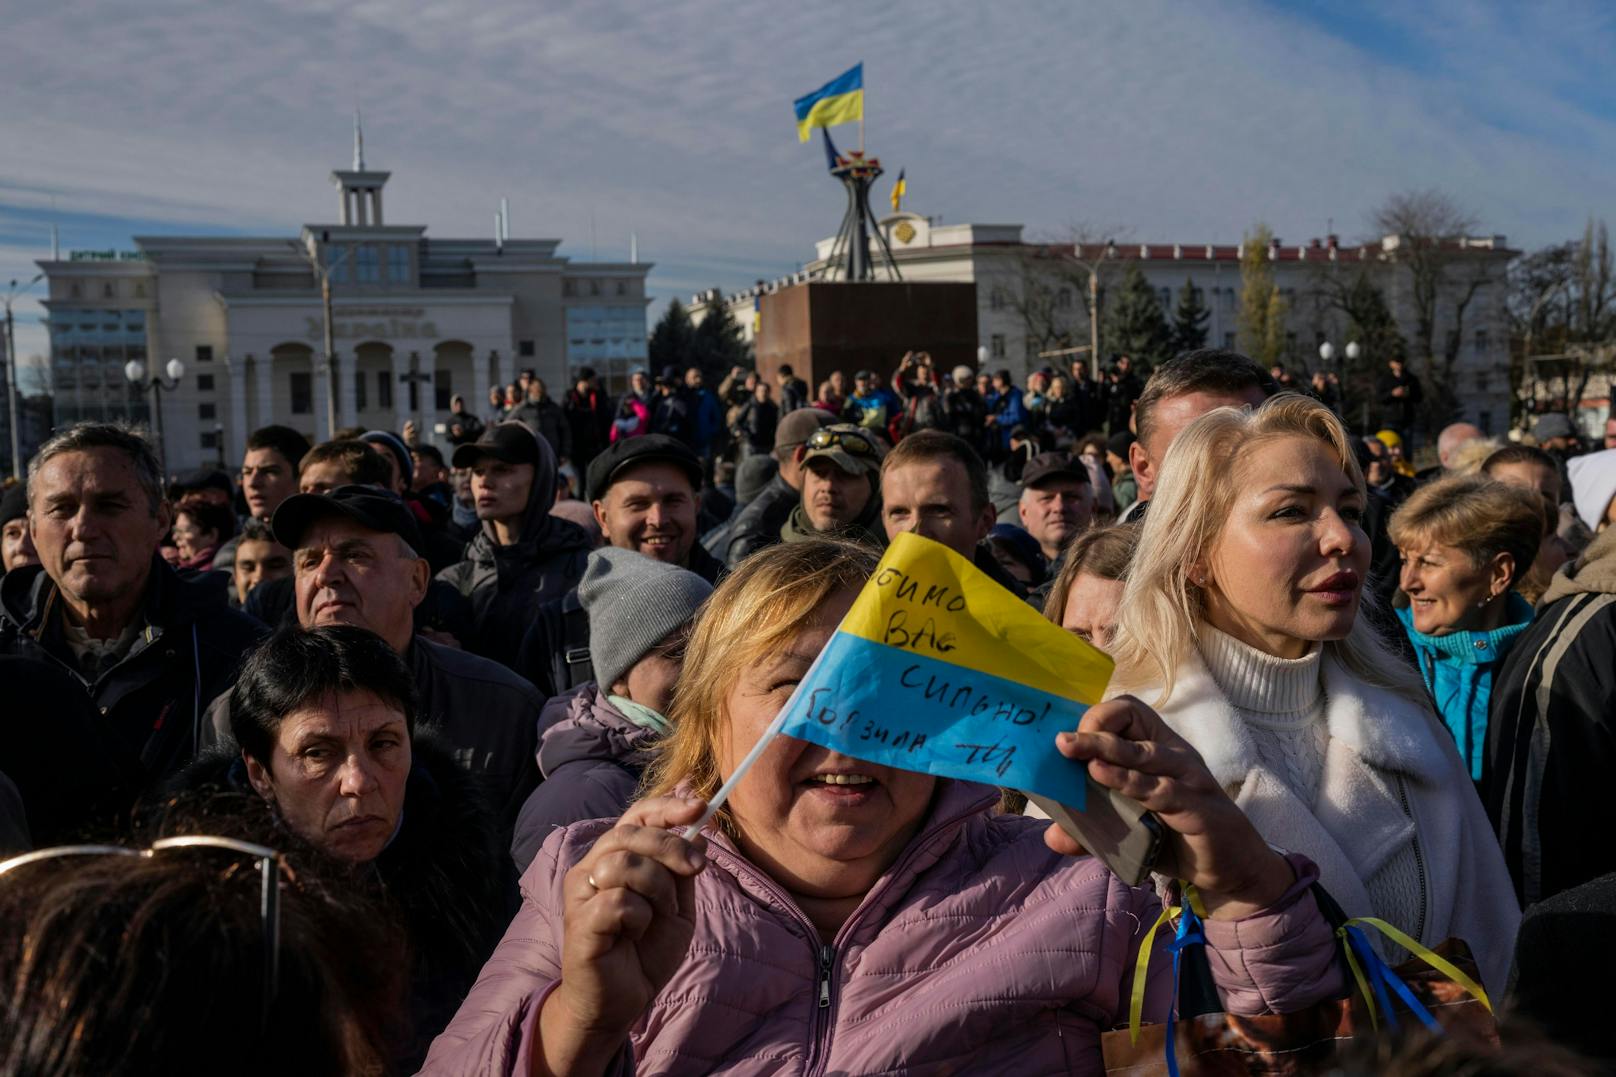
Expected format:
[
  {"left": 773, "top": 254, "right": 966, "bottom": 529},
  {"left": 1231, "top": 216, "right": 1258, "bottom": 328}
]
[
  {"left": 297, "top": 235, "right": 352, "bottom": 440},
  {"left": 4, "top": 275, "right": 43, "bottom": 480}
]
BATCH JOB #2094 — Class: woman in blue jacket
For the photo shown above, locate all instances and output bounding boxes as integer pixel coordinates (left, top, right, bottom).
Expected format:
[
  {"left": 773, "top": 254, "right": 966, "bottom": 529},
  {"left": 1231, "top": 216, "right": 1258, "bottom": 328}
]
[{"left": 1389, "top": 475, "right": 1545, "bottom": 781}]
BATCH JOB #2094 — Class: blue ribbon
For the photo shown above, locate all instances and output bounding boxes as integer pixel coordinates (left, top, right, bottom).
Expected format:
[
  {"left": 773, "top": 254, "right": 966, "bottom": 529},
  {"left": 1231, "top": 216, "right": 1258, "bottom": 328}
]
[
  {"left": 1342, "top": 924, "right": 1439, "bottom": 1033},
  {"left": 1161, "top": 898, "right": 1206, "bottom": 1077}
]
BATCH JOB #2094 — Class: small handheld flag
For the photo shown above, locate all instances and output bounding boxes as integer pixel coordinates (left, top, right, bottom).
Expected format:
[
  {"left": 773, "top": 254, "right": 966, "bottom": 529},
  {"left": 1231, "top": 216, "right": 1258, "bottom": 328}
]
[
  {"left": 890, "top": 168, "right": 906, "bottom": 212},
  {"left": 685, "top": 533, "right": 1114, "bottom": 837},
  {"left": 793, "top": 63, "right": 864, "bottom": 143}
]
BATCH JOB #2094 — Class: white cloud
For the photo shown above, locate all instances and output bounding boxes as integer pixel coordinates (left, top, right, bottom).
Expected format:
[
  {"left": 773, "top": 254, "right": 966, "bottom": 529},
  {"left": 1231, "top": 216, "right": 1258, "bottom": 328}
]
[{"left": 1, "top": 0, "right": 1611, "bottom": 365}]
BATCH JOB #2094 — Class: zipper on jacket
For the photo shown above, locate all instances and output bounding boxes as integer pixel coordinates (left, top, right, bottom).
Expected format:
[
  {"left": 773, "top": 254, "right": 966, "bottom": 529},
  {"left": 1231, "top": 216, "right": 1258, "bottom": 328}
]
[
  {"left": 1395, "top": 777, "right": 1429, "bottom": 943},
  {"left": 818, "top": 943, "right": 835, "bottom": 1008}
]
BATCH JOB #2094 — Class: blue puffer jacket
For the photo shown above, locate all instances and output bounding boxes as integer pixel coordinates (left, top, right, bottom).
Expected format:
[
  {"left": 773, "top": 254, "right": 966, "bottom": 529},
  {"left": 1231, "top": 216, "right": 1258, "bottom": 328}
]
[{"left": 1396, "top": 591, "right": 1535, "bottom": 781}]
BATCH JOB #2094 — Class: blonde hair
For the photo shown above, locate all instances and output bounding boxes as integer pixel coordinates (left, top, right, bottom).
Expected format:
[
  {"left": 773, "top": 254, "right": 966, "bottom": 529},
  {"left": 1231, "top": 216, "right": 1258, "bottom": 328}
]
[
  {"left": 641, "top": 539, "right": 880, "bottom": 830},
  {"left": 1109, "top": 393, "right": 1424, "bottom": 704},
  {"left": 1041, "top": 523, "right": 1140, "bottom": 625},
  {"left": 1387, "top": 474, "right": 1544, "bottom": 588}
]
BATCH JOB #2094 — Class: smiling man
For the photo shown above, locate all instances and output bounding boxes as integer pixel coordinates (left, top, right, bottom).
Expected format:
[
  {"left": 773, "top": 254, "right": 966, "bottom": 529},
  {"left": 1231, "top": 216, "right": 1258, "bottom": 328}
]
[
  {"left": 587, "top": 434, "right": 723, "bottom": 581},
  {"left": 0, "top": 423, "right": 263, "bottom": 796}
]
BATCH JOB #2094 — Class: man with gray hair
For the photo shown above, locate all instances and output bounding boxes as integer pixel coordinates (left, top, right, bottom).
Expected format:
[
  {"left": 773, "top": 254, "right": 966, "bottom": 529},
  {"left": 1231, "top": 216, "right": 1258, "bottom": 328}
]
[{"left": 0, "top": 423, "right": 264, "bottom": 803}]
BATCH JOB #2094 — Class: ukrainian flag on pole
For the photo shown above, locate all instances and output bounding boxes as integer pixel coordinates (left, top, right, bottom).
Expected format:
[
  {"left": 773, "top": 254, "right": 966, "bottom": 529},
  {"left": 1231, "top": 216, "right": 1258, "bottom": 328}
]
[{"left": 794, "top": 63, "right": 864, "bottom": 142}]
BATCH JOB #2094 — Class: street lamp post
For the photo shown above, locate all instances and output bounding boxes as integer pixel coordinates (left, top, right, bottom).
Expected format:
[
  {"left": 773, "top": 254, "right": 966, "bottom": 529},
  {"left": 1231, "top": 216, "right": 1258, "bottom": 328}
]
[
  {"left": 295, "top": 235, "right": 353, "bottom": 440},
  {"left": 1318, "top": 339, "right": 1362, "bottom": 428},
  {"left": 1062, "top": 241, "right": 1118, "bottom": 381},
  {"left": 125, "top": 356, "right": 186, "bottom": 474},
  {"left": 4, "top": 274, "right": 44, "bottom": 479}
]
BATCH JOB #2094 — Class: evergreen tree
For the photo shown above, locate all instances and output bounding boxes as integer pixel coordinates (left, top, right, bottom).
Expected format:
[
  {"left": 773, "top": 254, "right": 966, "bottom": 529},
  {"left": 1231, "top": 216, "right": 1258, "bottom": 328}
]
[
  {"left": 688, "top": 292, "right": 752, "bottom": 380},
  {"left": 1171, "top": 277, "right": 1209, "bottom": 353},
  {"left": 1238, "top": 223, "right": 1287, "bottom": 365},
  {"left": 648, "top": 298, "right": 696, "bottom": 374},
  {"left": 1102, "top": 264, "right": 1173, "bottom": 368}
]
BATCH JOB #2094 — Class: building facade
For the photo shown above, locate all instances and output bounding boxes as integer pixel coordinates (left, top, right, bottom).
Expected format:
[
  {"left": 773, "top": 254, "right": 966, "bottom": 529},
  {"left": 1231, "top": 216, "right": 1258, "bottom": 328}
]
[
  {"left": 694, "top": 214, "right": 1516, "bottom": 434},
  {"left": 37, "top": 151, "right": 649, "bottom": 471}
]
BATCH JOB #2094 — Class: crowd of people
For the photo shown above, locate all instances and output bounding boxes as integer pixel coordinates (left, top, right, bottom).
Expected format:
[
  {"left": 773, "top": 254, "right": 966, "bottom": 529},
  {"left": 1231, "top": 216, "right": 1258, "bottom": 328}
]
[{"left": 1, "top": 344, "right": 1615, "bottom": 1073}]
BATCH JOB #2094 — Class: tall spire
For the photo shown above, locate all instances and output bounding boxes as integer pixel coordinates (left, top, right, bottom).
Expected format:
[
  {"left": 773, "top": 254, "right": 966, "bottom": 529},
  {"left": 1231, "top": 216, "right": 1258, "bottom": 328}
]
[{"left": 353, "top": 108, "right": 366, "bottom": 171}]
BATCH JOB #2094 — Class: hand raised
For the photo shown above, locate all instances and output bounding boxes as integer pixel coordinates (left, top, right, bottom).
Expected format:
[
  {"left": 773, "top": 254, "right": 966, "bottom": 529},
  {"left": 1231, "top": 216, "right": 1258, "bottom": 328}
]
[{"left": 1046, "top": 697, "right": 1293, "bottom": 918}]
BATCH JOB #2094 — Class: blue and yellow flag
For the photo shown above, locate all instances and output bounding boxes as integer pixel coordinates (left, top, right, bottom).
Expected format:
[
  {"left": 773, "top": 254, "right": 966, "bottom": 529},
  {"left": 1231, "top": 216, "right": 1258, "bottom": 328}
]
[
  {"left": 777, "top": 532, "right": 1113, "bottom": 804},
  {"left": 793, "top": 63, "right": 864, "bottom": 143},
  {"left": 890, "top": 168, "right": 906, "bottom": 212}
]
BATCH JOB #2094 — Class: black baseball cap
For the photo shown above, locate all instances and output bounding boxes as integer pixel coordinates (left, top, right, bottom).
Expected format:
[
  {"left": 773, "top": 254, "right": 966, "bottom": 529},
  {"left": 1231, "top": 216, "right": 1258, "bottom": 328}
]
[
  {"left": 586, "top": 434, "right": 702, "bottom": 502},
  {"left": 0, "top": 484, "right": 26, "bottom": 527},
  {"left": 272, "top": 485, "right": 425, "bottom": 555},
  {"left": 451, "top": 422, "right": 541, "bottom": 469},
  {"left": 1020, "top": 452, "right": 1090, "bottom": 490}
]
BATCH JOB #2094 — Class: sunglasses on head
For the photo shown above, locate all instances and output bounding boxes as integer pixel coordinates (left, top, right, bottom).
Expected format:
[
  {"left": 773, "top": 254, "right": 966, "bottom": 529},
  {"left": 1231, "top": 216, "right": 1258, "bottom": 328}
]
[
  {"left": 806, "top": 428, "right": 878, "bottom": 456},
  {"left": 0, "top": 835, "right": 285, "bottom": 1029}
]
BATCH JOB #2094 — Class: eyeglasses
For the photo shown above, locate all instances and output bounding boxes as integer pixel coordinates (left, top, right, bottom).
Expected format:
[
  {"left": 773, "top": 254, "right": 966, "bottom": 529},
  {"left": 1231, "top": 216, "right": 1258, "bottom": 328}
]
[
  {"left": 806, "top": 428, "right": 879, "bottom": 457},
  {"left": 0, "top": 835, "right": 284, "bottom": 1028}
]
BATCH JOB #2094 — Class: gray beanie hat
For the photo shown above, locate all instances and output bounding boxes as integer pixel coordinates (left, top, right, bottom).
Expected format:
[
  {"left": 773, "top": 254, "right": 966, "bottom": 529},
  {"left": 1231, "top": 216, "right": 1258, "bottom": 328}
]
[
  {"left": 579, "top": 547, "right": 713, "bottom": 691},
  {"left": 735, "top": 454, "right": 779, "bottom": 506}
]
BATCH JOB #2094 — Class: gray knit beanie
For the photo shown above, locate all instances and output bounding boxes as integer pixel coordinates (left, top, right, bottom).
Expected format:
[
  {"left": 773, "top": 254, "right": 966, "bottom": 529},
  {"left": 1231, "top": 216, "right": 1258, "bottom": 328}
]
[{"left": 579, "top": 547, "right": 713, "bottom": 691}]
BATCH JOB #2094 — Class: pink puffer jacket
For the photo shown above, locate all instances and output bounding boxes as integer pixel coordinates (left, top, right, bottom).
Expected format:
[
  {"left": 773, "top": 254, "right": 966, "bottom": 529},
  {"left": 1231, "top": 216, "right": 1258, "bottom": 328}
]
[{"left": 421, "top": 782, "right": 1341, "bottom": 1075}]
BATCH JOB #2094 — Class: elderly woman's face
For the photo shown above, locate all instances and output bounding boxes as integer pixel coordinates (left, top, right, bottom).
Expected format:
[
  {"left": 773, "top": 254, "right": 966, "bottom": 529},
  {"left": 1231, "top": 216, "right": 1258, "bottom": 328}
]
[
  {"left": 1397, "top": 539, "right": 1504, "bottom": 635},
  {"left": 1061, "top": 571, "right": 1125, "bottom": 650},
  {"left": 718, "top": 586, "right": 936, "bottom": 901},
  {"left": 244, "top": 689, "right": 411, "bottom": 862}
]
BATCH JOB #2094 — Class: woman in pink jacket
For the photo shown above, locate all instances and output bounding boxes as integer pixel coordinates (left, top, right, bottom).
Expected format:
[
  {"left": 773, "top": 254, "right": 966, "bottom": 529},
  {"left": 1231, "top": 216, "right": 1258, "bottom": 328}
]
[{"left": 423, "top": 540, "right": 1345, "bottom": 1076}]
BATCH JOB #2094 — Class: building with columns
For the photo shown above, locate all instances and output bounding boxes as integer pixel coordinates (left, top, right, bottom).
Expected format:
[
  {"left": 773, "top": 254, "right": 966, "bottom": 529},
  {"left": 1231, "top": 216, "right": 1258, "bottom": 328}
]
[
  {"left": 36, "top": 141, "right": 650, "bottom": 472},
  {"left": 694, "top": 213, "right": 1516, "bottom": 435}
]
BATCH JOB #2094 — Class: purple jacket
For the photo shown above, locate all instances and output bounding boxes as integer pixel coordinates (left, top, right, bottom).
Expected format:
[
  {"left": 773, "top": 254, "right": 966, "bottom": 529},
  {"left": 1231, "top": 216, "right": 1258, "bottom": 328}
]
[
  {"left": 509, "top": 686, "right": 659, "bottom": 873},
  {"left": 422, "top": 782, "right": 1342, "bottom": 1075}
]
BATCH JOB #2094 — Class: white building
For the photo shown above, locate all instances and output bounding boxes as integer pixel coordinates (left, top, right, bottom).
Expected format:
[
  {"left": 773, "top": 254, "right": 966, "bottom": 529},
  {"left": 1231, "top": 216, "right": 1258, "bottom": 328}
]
[
  {"left": 37, "top": 141, "right": 650, "bottom": 471},
  {"left": 695, "top": 214, "right": 1517, "bottom": 434}
]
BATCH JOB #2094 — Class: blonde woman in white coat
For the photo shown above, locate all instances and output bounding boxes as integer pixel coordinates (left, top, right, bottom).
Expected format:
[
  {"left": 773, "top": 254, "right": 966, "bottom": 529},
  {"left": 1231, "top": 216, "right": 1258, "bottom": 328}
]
[{"left": 1109, "top": 393, "right": 1519, "bottom": 992}]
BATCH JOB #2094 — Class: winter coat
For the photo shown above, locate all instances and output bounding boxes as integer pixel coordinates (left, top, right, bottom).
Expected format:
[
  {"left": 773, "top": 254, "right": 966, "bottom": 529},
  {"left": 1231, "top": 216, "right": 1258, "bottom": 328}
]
[
  {"left": 1485, "top": 526, "right": 1616, "bottom": 908},
  {"left": 420, "top": 781, "right": 1342, "bottom": 1076},
  {"left": 0, "top": 559, "right": 265, "bottom": 819},
  {"left": 508, "top": 685, "right": 657, "bottom": 872},
  {"left": 610, "top": 394, "right": 651, "bottom": 443},
  {"left": 1142, "top": 640, "right": 1521, "bottom": 992},
  {"left": 985, "top": 385, "right": 1028, "bottom": 451},
  {"left": 564, "top": 388, "right": 612, "bottom": 467},
  {"left": 1376, "top": 370, "right": 1423, "bottom": 433},
  {"left": 1105, "top": 372, "right": 1143, "bottom": 434},
  {"left": 1395, "top": 593, "right": 1534, "bottom": 782},
  {"left": 1507, "top": 871, "right": 1616, "bottom": 1066},
  {"left": 0, "top": 768, "right": 29, "bottom": 853},
  {"left": 723, "top": 473, "right": 797, "bottom": 567},
  {"left": 168, "top": 735, "right": 513, "bottom": 1072},
  {"left": 688, "top": 386, "right": 723, "bottom": 453},
  {"left": 942, "top": 385, "right": 988, "bottom": 452},
  {"left": 845, "top": 390, "right": 891, "bottom": 433},
  {"left": 447, "top": 409, "right": 486, "bottom": 447},
  {"left": 437, "top": 425, "right": 592, "bottom": 669},
  {"left": 507, "top": 397, "right": 572, "bottom": 462},
  {"left": 650, "top": 391, "right": 692, "bottom": 446},
  {"left": 732, "top": 397, "right": 778, "bottom": 454}
]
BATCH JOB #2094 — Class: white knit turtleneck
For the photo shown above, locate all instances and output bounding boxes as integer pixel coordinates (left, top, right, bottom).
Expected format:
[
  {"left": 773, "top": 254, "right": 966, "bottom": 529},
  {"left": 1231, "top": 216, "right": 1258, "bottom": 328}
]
[{"left": 1196, "top": 626, "right": 1330, "bottom": 807}]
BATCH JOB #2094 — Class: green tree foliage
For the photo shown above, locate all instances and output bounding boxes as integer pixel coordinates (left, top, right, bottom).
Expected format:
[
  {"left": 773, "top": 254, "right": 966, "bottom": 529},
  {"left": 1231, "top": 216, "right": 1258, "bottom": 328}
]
[
  {"left": 688, "top": 294, "right": 752, "bottom": 379},
  {"left": 1102, "top": 264, "right": 1173, "bottom": 368},
  {"left": 648, "top": 298, "right": 696, "bottom": 373},
  {"left": 1238, "top": 224, "right": 1287, "bottom": 366},
  {"left": 1171, "top": 277, "right": 1209, "bottom": 353}
]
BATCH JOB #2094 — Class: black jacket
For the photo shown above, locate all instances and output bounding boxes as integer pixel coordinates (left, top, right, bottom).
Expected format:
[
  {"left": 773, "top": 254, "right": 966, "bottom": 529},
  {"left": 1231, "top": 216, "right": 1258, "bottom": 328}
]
[
  {"left": 436, "top": 425, "right": 592, "bottom": 668},
  {"left": 1376, "top": 370, "right": 1423, "bottom": 432},
  {"left": 1484, "top": 527, "right": 1616, "bottom": 909},
  {"left": 0, "top": 768, "right": 29, "bottom": 853},
  {"left": 0, "top": 559, "right": 265, "bottom": 818},
  {"left": 514, "top": 543, "right": 725, "bottom": 697},
  {"left": 1507, "top": 871, "right": 1616, "bottom": 1066},
  {"left": 506, "top": 397, "right": 572, "bottom": 461},
  {"left": 723, "top": 473, "right": 797, "bottom": 568},
  {"left": 167, "top": 734, "right": 512, "bottom": 1070}
]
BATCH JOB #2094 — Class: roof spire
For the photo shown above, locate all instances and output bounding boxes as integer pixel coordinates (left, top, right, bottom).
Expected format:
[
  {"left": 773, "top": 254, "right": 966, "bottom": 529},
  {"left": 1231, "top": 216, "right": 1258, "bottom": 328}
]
[{"left": 353, "top": 108, "right": 366, "bottom": 171}]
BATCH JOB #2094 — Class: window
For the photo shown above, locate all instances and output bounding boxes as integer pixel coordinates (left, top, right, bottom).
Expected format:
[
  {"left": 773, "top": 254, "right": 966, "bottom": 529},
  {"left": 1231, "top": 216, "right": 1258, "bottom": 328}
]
[
  {"left": 290, "top": 371, "right": 312, "bottom": 415},
  {"left": 990, "top": 334, "right": 1006, "bottom": 359},
  {"left": 196, "top": 345, "right": 213, "bottom": 363},
  {"left": 1286, "top": 331, "right": 1298, "bottom": 352},
  {"left": 434, "top": 369, "right": 453, "bottom": 411},
  {"left": 134, "top": 281, "right": 147, "bottom": 298},
  {"left": 1475, "top": 329, "right": 1490, "bottom": 354},
  {"left": 388, "top": 245, "right": 410, "bottom": 282},
  {"left": 356, "top": 245, "right": 379, "bottom": 283},
  {"left": 1478, "top": 411, "right": 1493, "bottom": 434},
  {"left": 989, "top": 287, "right": 1005, "bottom": 311},
  {"left": 197, "top": 374, "right": 215, "bottom": 391},
  {"left": 1223, "top": 332, "right": 1236, "bottom": 349},
  {"left": 615, "top": 280, "right": 627, "bottom": 296},
  {"left": 1159, "top": 288, "right": 1172, "bottom": 312},
  {"left": 69, "top": 283, "right": 82, "bottom": 298},
  {"left": 102, "top": 282, "right": 116, "bottom": 298},
  {"left": 354, "top": 369, "right": 367, "bottom": 412},
  {"left": 1475, "top": 370, "right": 1492, "bottom": 393},
  {"left": 1056, "top": 287, "right": 1073, "bottom": 309},
  {"left": 563, "top": 280, "right": 576, "bottom": 297},
  {"left": 200, "top": 430, "right": 220, "bottom": 450},
  {"left": 588, "top": 280, "right": 600, "bottom": 297},
  {"left": 377, "top": 369, "right": 393, "bottom": 409},
  {"left": 198, "top": 402, "right": 217, "bottom": 420},
  {"left": 518, "top": 339, "right": 535, "bottom": 357},
  {"left": 330, "top": 251, "right": 351, "bottom": 284}
]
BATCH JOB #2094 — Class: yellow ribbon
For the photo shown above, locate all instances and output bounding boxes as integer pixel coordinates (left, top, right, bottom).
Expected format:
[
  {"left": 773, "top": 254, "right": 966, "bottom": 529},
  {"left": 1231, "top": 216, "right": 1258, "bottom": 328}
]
[
  {"left": 1337, "top": 916, "right": 1493, "bottom": 1017},
  {"left": 1126, "top": 885, "right": 1207, "bottom": 1044}
]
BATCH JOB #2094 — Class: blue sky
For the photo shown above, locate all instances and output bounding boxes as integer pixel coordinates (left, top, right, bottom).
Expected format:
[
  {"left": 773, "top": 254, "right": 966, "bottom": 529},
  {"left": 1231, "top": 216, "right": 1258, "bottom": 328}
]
[{"left": 2, "top": 0, "right": 1612, "bottom": 389}]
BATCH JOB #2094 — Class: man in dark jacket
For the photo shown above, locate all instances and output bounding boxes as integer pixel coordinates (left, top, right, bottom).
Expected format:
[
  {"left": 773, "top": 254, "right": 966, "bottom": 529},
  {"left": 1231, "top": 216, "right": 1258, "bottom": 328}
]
[
  {"left": 1104, "top": 355, "right": 1144, "bottom": 435},
  {"left": 0, "top": 423, "right": 265, "bottom": 806},
  {"left": 1376, "top": 355, "right": 1423, "bottom": 446},
  {"left": 684, "top": 366, "right": 724, "bottom": 460},
  {"left": 439, "top": 423, "right": 591, "bottom": 668},
  {"left": 255, "top": 485, "right": 545, "bottom": 823},
  {"left": 723, "top": 407, "right": 836, "bottom": 568},
  {"left": 1485, "top": 525, "right": 1616, "bottom": 908},
  {"left": 731, "top": 381, "right": 779, "bottom": 457},
  {"left": 510, "top": 547, "right": 711, "bottom": 871},
  {"left": 780, "top": 423, "right": 886, "bottom": 549},
  {"left": 563, "top": 368, "right": 612, "bottom": 472},
  {"left": 649, "top": 369, "right": 693, "bottom": 446},
  {"left": 514, "top": 435, "right": 721, "bottom": 695},
  {"left": 506, "top": 378, "right": 572, "bottom": 463},
  {"left": 942, "top": 364, "right": 989, "bottom": 455}
]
